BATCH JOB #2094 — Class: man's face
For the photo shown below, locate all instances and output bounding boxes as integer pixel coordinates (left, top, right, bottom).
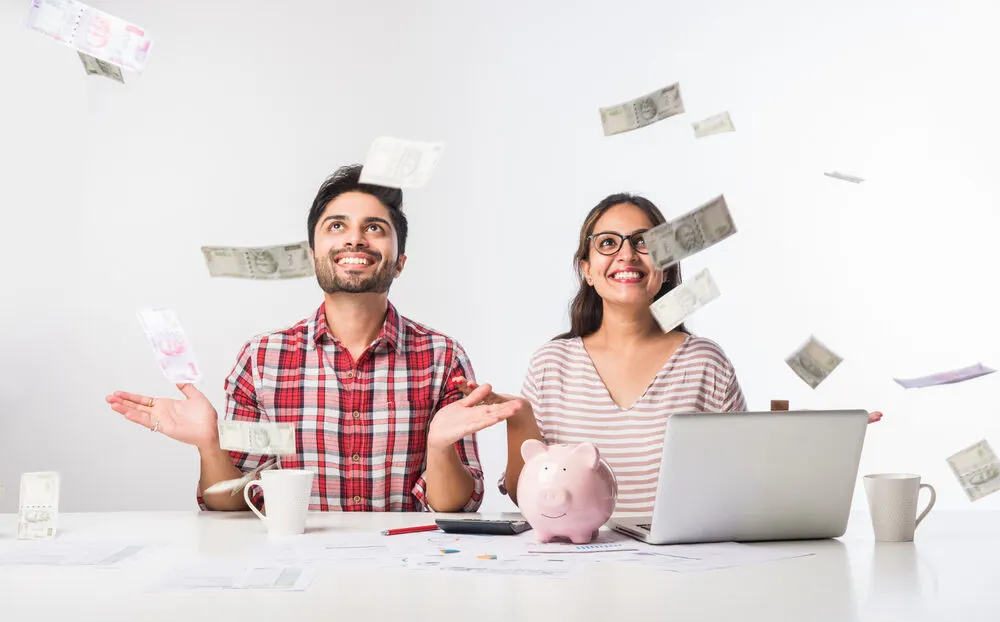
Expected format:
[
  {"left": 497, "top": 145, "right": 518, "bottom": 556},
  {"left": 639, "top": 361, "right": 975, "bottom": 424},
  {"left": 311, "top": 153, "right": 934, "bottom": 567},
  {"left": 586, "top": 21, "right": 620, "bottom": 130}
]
[{"left": 311, "top": 191, "right": 405, "bottom": 295}]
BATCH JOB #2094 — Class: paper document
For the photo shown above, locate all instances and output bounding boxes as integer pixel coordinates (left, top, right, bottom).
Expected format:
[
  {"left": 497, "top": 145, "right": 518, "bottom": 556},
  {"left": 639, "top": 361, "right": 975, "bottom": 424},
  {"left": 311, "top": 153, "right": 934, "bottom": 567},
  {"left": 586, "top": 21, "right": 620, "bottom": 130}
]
[
  {"left": 154, "top": 564, "right": 316, "bottom": 592},
  {"left": 0, "top": 542, "right": 148, "bottom": 567}
]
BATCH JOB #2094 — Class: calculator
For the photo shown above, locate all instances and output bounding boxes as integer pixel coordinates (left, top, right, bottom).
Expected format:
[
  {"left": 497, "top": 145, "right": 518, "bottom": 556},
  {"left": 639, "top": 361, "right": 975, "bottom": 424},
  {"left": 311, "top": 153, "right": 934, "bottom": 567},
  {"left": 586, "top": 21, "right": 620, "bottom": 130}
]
[{"left": 434, "top": 518, "right": 533, "bottom": 536}]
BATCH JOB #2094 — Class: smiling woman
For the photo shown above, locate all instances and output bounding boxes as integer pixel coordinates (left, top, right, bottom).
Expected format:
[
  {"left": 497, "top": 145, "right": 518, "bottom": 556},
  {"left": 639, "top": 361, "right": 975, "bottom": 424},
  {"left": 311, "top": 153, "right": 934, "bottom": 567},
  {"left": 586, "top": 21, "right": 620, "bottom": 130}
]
[{"left": 456, "top": 193, "right": 747, "bottom": 513}]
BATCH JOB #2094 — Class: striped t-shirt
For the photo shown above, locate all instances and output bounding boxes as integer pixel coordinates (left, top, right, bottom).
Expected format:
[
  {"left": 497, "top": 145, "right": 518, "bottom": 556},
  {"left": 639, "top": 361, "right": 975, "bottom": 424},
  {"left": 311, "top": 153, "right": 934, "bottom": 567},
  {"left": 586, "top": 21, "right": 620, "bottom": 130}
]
[{"left": 520, "top": 334, "right": 746, "bottom": 514}]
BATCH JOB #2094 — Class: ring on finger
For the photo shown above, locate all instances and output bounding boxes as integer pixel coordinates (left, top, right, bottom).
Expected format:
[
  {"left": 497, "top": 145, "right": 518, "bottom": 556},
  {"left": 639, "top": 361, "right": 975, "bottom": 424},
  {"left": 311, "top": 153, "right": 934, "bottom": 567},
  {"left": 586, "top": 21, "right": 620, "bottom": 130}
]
[{"left": 147, "top": 398, "right": 154, "bottom": 408}]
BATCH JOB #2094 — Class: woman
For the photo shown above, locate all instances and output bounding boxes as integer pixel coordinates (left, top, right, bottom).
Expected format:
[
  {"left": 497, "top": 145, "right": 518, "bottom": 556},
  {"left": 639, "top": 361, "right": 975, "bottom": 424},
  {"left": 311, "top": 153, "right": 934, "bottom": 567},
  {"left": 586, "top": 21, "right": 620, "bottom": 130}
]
[{"left": 456, "top": 193, "right": 881, "bottom": 513}]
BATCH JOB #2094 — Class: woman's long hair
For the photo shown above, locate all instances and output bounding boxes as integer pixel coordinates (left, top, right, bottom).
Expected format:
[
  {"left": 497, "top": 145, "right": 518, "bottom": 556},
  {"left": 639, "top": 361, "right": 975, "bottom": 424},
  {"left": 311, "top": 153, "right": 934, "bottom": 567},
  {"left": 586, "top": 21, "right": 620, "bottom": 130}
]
[{"left": 555, "top": 193, "right": 687, "bottom": 340}]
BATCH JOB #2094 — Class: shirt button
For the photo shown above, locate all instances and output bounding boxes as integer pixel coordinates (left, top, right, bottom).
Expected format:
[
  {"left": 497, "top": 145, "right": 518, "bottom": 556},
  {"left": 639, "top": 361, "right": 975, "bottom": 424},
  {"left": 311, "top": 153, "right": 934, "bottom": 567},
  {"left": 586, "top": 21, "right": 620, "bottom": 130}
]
[
  {"left": 346, "top": 371, "right": 354, "bottom": 379},
  {"left": 352, "top": 453, "right": 360, "bottom": 462},
  {"left": 352, "top": 411, "right": 360, "bottom": 419},
  {"left": 353, "top": 495, "right": 361, "bottom": 503}
]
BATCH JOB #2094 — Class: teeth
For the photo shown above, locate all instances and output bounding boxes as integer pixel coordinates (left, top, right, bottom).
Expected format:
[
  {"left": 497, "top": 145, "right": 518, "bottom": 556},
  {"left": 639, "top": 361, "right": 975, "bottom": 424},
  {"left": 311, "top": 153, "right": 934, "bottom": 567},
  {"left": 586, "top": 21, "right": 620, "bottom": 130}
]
[
  {"left": 337, "top": 257, "right": 370, "bottom": 265},
  {"left": 611, "top": 271, "right": 642, "bottom": 281}
]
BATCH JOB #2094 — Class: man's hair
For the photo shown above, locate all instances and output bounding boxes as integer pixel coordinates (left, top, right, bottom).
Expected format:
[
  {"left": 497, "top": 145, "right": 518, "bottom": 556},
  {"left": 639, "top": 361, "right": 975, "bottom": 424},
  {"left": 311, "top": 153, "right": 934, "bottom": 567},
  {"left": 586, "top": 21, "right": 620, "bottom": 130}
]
[{"left": 307, "top": 164, "right": 408, "bottom": 256}]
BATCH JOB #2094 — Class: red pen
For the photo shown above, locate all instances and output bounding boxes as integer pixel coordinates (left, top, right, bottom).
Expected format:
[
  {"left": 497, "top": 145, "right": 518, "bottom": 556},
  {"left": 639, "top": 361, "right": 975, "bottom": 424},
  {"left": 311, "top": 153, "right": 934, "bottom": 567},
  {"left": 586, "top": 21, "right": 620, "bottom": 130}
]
[{"left": 381, "top": 524, "right": 440, "bottom": 536}]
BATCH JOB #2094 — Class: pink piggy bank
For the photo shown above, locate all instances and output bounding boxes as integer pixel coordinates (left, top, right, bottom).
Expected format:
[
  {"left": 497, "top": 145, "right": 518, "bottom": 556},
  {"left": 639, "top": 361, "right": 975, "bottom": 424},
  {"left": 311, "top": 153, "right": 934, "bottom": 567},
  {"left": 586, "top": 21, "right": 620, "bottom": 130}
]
[{"left": 517, "top": 440, "right": 618, "bottom": 543}]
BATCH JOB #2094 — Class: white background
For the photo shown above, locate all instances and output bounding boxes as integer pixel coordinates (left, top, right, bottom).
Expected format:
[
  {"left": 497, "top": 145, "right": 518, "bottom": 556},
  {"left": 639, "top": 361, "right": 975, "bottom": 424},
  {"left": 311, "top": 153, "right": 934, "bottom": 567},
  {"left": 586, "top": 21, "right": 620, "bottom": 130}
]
[{"left": 1, "top": 0, "right": 997, "bottom": 515}]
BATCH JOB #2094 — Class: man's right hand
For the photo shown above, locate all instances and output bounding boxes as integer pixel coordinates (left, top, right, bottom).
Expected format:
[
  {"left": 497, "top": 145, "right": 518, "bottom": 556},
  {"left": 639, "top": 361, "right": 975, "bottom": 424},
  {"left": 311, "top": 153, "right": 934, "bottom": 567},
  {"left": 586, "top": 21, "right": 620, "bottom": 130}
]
[{"left": 105, "top": 383, "right": 220, "bottom": 450}]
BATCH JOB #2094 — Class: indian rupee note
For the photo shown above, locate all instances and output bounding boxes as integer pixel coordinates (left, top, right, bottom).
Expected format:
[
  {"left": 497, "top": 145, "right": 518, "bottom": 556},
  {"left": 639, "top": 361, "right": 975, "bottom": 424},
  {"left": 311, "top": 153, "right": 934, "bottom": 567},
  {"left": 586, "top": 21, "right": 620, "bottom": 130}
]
[
  {"left": 26, "top": 0, "right": 152, "bottom": 72},
  {"left": 218, "top": 421, "right": 296, "bottom": 456},
  {"left": 645, "top": 195, "right": 736, "bottom": 270},
  {"left": 201, "top": 241, "right": 313, "bottom": 280},
  {"left": 650, "top": 268, "right": 721, "bottom": 332},
  {"left": 692, "top": 111, "right": 735, "bottom": 138},
  {"left": 78, "top": 51, "right": 124, "bottom": 83},
  {"left": 786, "top": 336, "right": 843, "bottom": 389},
  {"left": 947, "top": 439, "right": 1000, "bottom": 502},
  {"left": 894, "top": 363, "right": 996, "bottom": 389},
  {"left": 18, "top": 472, "right": 60, "bottom": 540},
  {"left": 599, "top": 82, "right": 684, "bottom": 136},
  {"left": 136, "top": 308, "right": 202, "bottom": 383},
  {"left": 359, "top": 137, "right": 444, "bottom": 188}
]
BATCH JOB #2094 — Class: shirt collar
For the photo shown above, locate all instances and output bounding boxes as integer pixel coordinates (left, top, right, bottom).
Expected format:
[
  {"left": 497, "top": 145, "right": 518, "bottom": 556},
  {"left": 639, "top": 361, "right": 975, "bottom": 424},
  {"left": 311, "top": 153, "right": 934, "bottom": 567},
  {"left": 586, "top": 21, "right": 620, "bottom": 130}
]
[{"left": 310, "top": 300, "right": 405, "bottom": 354}]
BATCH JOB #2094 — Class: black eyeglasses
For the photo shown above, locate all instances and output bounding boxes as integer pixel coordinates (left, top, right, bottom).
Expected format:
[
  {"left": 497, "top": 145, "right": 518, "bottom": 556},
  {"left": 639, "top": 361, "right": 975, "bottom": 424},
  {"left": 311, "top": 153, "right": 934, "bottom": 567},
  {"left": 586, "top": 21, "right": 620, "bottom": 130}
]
[{"left": 587, "top": 231, "right": 649, "bottom": 256}]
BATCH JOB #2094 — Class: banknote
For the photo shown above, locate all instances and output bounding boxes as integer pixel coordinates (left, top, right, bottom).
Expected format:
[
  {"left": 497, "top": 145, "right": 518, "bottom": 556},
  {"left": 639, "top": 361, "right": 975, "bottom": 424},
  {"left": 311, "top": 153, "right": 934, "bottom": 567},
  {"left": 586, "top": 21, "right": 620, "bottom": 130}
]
[
  {"left": 136, "top": 308, "right": 202, "bottom": 384},
  {"left": 201, "top": 241, "right": 313, "bottom": 280},
  {"left": 359, "top": 137, "right": 444, "bottom": 188},
  {"left": 692, "top": 111, "right": 735, "bottom": 138},
  {"left": 947, "top": 439, "right": 1000, "bottom": 502},
  {"left": 26, "top": 0, "right": 153, "bottom": 72},
  {"left": 203, "top": 458, "right": 277, "bottom": 496},
  {"left": 893, "top": 363, "right": 996, "bottom": 389},
  {"left": 785, "top": 336, "right": 843, "bottom": 389},
  {"left": 218, "top": 422, "right": 296, "bottom": 456},
  {"left": 599, "top": 82, "right": 684, "bottom": 136},
  {"left": 645, "top": 195, "right": 736, "bottom": 271},
  {"left": 18, "top": 472, "right": 60, "bottom": 540},
  {"left": 650, "top": 268, "right": 721, "bottom": 332},
  {"left": 78, "top": 51, "right": 123, "bottom": 83},
  {"left": 824, "top": 171, "right": 864, "bottom": 184}
]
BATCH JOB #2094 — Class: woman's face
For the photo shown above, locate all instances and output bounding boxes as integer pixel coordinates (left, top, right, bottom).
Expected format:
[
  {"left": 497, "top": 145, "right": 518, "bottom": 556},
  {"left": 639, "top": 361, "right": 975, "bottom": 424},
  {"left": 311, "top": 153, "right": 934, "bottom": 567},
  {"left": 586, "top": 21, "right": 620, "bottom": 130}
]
[{"left": 581, "top": 203, "right": 665, "bottom": 308}]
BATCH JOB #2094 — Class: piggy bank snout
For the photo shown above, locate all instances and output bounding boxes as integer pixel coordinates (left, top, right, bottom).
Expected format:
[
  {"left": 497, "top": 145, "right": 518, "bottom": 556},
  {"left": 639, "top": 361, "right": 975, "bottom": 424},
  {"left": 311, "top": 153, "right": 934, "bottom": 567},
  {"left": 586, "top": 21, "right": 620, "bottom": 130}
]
[{"left": 538, "top": 487, "right": 570, "bottom": 512}]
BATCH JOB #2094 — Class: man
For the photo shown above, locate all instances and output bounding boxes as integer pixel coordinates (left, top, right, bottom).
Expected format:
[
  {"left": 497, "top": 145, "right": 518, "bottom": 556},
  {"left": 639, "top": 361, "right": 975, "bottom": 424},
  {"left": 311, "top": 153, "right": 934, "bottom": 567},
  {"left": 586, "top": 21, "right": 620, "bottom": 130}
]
[{"left": 107, "top": 164, "right": 521, "bottom": 512}]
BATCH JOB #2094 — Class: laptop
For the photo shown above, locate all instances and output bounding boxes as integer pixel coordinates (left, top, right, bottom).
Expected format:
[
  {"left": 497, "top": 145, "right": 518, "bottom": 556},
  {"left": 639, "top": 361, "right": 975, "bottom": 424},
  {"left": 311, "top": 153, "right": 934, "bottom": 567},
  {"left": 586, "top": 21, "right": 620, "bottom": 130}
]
[{"left": 609, "top": 409, "right": 868, "bottom": 545}]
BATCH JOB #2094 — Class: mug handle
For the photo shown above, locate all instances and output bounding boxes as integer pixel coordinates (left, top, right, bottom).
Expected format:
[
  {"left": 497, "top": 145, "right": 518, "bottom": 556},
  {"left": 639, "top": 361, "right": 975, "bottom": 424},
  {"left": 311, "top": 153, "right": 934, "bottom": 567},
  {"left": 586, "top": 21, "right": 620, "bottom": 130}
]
[
  {"left": 244, "top": 481, "right": 267, "bottom": 523},
  {"left": 915, "top": 483, "right": 936, "bottom": 528}
]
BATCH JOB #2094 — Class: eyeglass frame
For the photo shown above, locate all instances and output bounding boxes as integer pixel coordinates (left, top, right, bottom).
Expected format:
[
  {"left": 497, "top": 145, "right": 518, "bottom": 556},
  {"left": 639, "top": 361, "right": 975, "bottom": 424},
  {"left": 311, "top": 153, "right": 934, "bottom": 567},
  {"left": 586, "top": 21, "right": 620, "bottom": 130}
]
[{"left": 586, "top": 230, "right": 651, "bottom": 256}]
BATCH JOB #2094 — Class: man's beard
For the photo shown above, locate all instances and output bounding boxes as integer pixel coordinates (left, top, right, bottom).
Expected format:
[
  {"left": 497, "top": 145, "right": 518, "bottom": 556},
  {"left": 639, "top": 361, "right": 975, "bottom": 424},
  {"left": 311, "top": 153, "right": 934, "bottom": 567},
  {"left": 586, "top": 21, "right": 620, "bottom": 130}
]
[{"left": 315, "top": 249, "right": 396, "bottom": 295}]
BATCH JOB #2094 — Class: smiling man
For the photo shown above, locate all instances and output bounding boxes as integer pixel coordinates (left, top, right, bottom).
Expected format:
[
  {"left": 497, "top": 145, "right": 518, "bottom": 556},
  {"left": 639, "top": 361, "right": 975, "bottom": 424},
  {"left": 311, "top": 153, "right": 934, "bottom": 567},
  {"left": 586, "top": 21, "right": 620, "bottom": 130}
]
[{"left": 107, "top": 164, "right": 522, "bottom": 513}]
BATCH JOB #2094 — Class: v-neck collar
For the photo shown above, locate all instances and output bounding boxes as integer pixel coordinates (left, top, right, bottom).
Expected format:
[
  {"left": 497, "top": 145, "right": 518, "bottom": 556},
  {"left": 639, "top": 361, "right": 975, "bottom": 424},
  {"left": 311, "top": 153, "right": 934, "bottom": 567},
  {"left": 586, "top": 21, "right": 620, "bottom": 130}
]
[{"left": 576, "top": 334, "right": 692, "bottom": 411}]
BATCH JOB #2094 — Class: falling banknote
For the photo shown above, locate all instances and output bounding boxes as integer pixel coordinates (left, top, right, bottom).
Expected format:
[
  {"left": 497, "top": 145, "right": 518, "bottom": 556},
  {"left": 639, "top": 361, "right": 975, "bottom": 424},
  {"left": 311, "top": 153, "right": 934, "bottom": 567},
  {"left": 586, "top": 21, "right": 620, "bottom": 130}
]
[
  {"left": 947, "top": 439, "right": 1000, "bottom": 502},
  {"left": 26, "top": 0, "right": 153, "bottom": 72},
  {"left": 599, "top": 82, "right": 685, "bottom": 136},
  {"left": 645, "top": 195, "right": 737, "bottom": 271},
  {"left": 824, "top": 171, "right": 864, "bottom": 184},
  {"left": 201, "top": 241, "right": 313, "bottom": 280},
  {"left": 136, "top": 308, "right": 202, "bottom": 384},
  {"left": 18, "top": 472, "right": 60, "bottom": 540},
  {"left": 650, "top": 268, "right": 721, "bottom": 333},
  {"left": 218, "top": 422, "right": 296, "bottom": 456},
  {"left": 893, "top": 363, "right": 996, "bottom": 389},
  {"left": 359, "top": 137, "right": 444, "bottom": 189},
  {"left": 78, "top": 51, "right": 124, "bottom": 83},
  {"left": 786, "top": 336, "right": 843, "bottom": 389},
  {"left": 203, "top": 458, "right": 277, "bottom": 496},
  {"left": 692, "top": 111, "right": 735, "bottom": 138}
]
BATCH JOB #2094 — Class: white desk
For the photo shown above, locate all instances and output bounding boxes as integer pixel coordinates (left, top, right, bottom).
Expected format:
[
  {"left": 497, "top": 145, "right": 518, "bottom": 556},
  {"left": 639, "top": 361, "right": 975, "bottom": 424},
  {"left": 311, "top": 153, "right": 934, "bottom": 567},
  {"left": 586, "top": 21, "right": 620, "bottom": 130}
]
[{"left": 0, "top": 510, "right": 998, "bottom": 621}]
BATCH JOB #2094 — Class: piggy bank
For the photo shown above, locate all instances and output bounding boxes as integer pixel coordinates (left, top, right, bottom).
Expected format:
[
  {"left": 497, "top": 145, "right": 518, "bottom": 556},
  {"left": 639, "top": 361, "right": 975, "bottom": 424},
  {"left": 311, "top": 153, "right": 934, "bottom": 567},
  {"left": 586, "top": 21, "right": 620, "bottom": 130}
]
[{"left": 517, "top": 440, "right": 618, "bottom": 543}]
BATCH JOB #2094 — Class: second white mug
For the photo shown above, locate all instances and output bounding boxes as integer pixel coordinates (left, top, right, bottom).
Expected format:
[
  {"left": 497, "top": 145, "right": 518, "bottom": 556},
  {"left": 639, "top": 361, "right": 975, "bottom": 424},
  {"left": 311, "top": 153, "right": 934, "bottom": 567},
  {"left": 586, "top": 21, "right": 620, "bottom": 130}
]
[{"left": 863, "top": 473, "right": 936, "bottom": 542}]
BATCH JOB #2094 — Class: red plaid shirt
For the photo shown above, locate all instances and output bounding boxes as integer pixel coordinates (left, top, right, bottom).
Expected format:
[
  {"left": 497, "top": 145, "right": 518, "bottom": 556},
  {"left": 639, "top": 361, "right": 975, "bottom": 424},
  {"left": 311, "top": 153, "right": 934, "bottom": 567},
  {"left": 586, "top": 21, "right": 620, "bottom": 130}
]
[{"left": 196, "top": 301, "right": 484, "bottom": 512}]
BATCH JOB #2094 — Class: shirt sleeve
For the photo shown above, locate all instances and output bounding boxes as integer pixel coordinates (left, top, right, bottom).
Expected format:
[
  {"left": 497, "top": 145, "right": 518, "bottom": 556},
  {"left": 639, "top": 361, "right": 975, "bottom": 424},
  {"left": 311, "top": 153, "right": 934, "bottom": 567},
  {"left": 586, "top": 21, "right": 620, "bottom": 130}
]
[
  {"left": 411, "top": 343, "right": 485, "bottom": 512},
  {"left": 722, "top": 359, "right": 748, "bottom": 413},
  {"left": 497, "top": 354, "right": 547, "bottom": 496},
  {"left": 196, "top": 339, "right": 270, "bottom": 511}
]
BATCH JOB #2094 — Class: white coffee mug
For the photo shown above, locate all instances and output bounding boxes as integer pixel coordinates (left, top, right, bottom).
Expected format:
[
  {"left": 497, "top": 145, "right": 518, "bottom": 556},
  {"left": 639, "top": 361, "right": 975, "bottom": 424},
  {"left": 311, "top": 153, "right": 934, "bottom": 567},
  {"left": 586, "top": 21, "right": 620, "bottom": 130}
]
[
  {"left": 243, "top": 469, "right": 314, "bottom": 537},
  {"left": 864, "top": 473, "right": 936, "bottom": 542}
]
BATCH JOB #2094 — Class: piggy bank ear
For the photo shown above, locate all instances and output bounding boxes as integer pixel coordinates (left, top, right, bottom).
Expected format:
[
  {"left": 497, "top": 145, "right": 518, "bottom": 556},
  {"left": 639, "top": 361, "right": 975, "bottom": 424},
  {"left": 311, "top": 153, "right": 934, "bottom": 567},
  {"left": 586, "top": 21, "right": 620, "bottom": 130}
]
[
  {"left": 572, "top": 442, "right": 600, "bottom": 470},
  {"left": 521, "top": 439, "right": 548, "bottom": 462}
]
